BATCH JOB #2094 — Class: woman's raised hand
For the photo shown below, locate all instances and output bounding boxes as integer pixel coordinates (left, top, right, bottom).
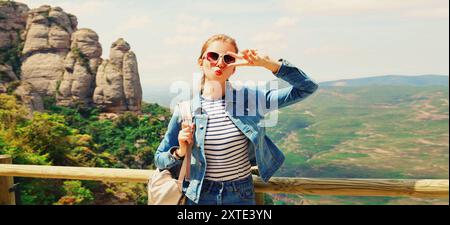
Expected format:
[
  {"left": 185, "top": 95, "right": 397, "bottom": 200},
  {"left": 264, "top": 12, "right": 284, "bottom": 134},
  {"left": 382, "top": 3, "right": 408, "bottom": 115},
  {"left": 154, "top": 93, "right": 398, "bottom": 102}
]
[
  {"left": 226, "top": 49, "right": 271, "bottom": 67},
  {"left": 227, "top": 49, "right": 282, "bottom": 74}
]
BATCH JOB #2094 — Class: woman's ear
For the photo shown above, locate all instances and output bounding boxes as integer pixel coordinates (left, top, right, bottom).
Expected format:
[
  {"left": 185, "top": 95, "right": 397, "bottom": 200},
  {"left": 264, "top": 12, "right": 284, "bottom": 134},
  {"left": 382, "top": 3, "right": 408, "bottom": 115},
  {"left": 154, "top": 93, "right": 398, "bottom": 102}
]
[{"left": 198, "top": 58, "right": 203, "bottom": 68}]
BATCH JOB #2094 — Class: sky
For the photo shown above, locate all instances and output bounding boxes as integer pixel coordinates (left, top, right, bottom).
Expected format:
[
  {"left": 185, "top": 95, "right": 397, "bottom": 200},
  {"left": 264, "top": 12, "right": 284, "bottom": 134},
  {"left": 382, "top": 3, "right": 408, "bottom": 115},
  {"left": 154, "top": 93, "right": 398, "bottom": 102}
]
[{"left": 18, "top": 0, "right": 449, "bottom": 103}]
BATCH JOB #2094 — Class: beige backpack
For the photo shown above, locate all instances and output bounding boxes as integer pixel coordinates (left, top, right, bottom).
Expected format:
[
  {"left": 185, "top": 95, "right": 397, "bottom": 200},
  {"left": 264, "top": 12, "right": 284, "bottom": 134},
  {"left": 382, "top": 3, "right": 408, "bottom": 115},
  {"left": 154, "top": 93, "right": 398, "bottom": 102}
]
[{"left": 147, "top": 101, "right": 192, "bottom": 205}]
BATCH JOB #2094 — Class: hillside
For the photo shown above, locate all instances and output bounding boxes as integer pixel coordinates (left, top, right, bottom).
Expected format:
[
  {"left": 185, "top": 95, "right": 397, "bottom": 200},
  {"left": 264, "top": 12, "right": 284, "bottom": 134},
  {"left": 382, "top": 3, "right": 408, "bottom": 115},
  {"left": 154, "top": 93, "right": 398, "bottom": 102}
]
[{"left": 268, "top": 85, "right": 449, "bottom": 205}]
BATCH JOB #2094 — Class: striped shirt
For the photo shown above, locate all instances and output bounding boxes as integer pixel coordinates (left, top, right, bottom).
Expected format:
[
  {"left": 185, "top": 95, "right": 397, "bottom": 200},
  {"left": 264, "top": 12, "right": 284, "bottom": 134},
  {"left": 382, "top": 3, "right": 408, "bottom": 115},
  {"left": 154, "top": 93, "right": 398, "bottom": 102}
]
[{"left": 201, "top": 96, "right": 252, "bottom": 181}]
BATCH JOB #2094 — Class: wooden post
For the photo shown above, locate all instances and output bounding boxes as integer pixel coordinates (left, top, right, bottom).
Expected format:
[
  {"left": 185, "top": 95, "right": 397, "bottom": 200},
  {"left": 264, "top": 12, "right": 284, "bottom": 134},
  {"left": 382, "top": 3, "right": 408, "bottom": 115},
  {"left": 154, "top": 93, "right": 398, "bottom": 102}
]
[
  {"left": 255, "top": 192, "right": 264, "bottom": 205},
  {"left": 252, "top": 167, "right": 264, "bottom": 205},
  {"left": 0, "top": 155, "right": 15, "bottom": 205}
]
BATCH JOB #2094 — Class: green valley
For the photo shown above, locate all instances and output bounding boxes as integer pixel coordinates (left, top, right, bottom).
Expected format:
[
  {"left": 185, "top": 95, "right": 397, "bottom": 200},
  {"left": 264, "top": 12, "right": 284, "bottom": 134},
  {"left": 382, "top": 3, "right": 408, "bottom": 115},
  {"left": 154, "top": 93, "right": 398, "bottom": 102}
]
[{"left": 267, "top": 85, "right": 449, "bottom": 205}]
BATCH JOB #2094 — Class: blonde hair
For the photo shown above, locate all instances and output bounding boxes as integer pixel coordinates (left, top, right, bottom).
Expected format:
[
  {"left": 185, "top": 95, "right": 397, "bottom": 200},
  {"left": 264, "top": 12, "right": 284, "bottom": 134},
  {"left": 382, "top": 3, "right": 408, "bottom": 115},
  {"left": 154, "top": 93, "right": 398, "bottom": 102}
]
[{"left": 198, "top": 34, "right": 239, "bottom": 93}]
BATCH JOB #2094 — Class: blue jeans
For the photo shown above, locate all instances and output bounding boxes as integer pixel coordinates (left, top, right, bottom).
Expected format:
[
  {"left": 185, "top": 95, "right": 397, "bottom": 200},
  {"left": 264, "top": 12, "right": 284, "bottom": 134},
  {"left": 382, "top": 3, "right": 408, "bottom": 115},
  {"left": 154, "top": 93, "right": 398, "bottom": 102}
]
[{"left": 185, "top": 175, "right": 256, "bottom": 205}]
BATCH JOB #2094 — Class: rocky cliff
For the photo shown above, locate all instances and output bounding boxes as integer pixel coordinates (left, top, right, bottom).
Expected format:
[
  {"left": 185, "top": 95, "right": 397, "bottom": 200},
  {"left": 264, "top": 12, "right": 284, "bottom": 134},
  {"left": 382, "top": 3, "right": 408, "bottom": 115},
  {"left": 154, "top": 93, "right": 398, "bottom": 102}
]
[
  {"left": 0, "top": 1, "right": 142, "bottom": 113},
  {"left": 93, "top": 38, "right": 142, "bottom": 112},
  {"left": 0, "top": 1, "right": 27, "bottom": 92},
  {"left": 57, "top": 28, "right": 102, "bottom": 107}
]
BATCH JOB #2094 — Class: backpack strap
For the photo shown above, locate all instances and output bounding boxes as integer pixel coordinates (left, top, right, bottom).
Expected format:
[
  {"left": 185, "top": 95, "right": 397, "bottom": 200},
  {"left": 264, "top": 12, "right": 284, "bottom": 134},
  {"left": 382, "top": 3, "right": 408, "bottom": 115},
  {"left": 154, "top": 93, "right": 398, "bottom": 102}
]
[{"left": 177, "top": 100, "right": 192, "bottom": 182}]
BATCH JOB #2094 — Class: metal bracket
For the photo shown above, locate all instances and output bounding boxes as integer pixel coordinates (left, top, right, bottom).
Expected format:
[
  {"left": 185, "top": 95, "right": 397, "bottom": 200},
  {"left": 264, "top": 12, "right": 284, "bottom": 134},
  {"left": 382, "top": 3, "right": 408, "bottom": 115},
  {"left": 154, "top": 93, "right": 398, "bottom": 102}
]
[{"left": 9, "top": 183, "right": 20, "bottom": 193}]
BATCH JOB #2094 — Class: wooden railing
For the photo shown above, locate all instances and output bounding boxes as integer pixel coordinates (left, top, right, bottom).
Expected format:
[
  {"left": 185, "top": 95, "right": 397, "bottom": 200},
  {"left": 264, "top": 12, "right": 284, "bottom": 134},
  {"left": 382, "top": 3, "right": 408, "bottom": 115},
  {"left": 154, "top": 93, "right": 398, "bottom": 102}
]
[{"left": 0, "top": 155, "right": 448, "bottom": 205}]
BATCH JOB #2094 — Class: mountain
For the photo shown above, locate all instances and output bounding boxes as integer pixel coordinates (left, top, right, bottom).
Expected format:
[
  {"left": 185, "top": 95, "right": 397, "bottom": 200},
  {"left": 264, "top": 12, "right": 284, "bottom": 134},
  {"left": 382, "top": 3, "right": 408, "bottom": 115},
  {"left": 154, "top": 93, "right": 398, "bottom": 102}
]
[
  {"left": 268, "top": 85, "right": 449, "bottom": 205},
  {"left": 142, "top": 75, "right": 449, "bottom": 107},
  {"left": 0, "top": 2, "right": 142, "bottom": 113},
  {"left": 319, "top": 75, "right": 449, "bottom": 87}
]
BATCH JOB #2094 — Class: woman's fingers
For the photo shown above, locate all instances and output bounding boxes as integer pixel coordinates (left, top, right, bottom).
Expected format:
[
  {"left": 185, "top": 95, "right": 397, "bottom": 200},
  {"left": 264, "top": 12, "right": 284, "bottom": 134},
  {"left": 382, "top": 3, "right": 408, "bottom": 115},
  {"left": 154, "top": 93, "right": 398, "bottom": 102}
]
[
  {"left": 250, "top": 49, "right": 258, "bottom": 59},
  {"left": 227, "top": 50, "right": 252, "bottom": 60},
  {"left": 248, "top": 51, "right": 256, "bottom": 64},
  {"left": 226, "top": 49, "right": 260, "bottom": 67},
  {"left": 181, "top": 121, "right": 192, "bottom": 129},
  {"left": 180, "top": 137, "right": 192, "bottom": 145},
  {"left": 242, "top": 49, "right": 252, "bottom": 61},
  {"left": 227, "top": 61, "right": 249, "bottom": 67},
  {"left": 179, "top": 126, "right": 194, "bottom": 140},
  {"left": 180, "top": 131, "right": 193, "bottom": 139},
  {"left": 179, "top": 135, "right": 193, "bottom": 145},
  {"left": 182, "top": 136, "right": 192, "bottom": 145},
  {"left": 226, "top": 51, "right": 243, "bottom": 60},
  {"left": 182, "top": 122, "right": 195, "bottom": 132},
  {"left": 227, "top": 57, "right": 251, "bottom": 67}
]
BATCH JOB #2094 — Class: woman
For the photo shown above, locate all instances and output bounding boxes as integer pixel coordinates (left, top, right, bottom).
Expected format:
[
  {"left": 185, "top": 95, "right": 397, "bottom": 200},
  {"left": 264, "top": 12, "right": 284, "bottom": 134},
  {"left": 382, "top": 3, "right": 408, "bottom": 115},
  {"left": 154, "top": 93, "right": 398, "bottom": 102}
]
[{"left": 154, "top": 34, "right": 319, "bottom": 205}]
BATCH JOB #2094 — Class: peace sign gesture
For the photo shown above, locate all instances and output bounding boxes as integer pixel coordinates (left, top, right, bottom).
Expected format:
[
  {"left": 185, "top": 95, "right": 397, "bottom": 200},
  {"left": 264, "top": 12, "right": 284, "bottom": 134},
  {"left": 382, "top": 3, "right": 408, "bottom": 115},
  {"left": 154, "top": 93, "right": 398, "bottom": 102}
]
[{"left": 226, "top": 49, "right": 271, "bottom": 68}]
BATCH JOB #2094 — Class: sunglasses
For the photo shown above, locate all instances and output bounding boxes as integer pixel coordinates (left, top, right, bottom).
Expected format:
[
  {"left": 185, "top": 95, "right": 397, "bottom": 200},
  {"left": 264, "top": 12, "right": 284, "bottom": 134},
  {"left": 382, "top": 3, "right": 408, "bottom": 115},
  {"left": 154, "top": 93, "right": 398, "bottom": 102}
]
[{"left": 204, "top": 51, "right": 236, "bottom": 65}]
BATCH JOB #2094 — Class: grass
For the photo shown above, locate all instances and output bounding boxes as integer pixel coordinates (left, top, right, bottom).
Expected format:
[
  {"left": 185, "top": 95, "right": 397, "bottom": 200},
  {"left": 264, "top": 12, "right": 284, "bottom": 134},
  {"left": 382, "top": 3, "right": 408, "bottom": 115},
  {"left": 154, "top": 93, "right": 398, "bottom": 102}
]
[{"left": 321, "top": 152, "right": 369, "bottom": 161}]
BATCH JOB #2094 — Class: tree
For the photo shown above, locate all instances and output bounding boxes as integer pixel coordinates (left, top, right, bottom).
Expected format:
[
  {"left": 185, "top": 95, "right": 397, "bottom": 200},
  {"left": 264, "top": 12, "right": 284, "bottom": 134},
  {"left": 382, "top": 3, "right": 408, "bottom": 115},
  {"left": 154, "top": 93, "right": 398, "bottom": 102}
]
[
  {"left": 0, "top": 94, "right": 28, "bottom": 130},
  {"left": 18, "top": 112, "right": 74, "bottom": 165}
]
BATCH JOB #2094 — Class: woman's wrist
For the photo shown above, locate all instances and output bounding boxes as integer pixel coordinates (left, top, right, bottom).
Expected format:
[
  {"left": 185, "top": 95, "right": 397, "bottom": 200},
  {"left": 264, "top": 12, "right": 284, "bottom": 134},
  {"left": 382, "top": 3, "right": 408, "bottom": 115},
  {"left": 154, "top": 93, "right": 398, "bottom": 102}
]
[
  {"left": 170, "top": 147, "right": 184, "bottom": 160},
  {"left": 174, "top": 147, "right": 185, "bottom": 159},
  {"left": 263, "top": 57, "right": 282, "bottom": 74}
]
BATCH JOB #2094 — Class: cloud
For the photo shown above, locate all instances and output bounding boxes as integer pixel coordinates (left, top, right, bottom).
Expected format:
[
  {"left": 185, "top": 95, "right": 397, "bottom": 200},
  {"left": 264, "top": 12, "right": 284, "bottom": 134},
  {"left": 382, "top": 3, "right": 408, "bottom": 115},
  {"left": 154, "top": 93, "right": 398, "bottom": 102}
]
[
  {"left": 250, "top": 31, "right": 287, "bottom": 57},
  {"left": 163, "top": 14, "right": 215, "bottom": 46},
  {"left": 281, "top": 0, "right": 449, "bottom": 18},
  {"left": 275, "top": 17, "right": 299, "bottom": 27},
  {"left": 61, "top": 0, "right": 109, "bottom": 16},
  {"left": 303, "top": 45, "right": 355, "bottom": 56},
  {"left": 163, "top": 35, "right": 200, "bottom": 46},
  {"left": 20, "top": 0, "right": 110, "bottom": 17},
  {"left": 402, "top": 7, "right": 449, "bottom": 19},
  {"left": 17, "top": 0, "right": 50, "bottom": 8},
  {"left": 252, "top": 32, "right": 283, "bottom": 43},
  {"left": 116, "top": 15, "right": 152, "bottom": 33},
  {"left": 176, "top": 19, "right": 213, "bottom": 34},
  {"left": 141, "top": 53, "right": 182, "bottom": 70},
  {"left": 174, "top": 14, "right": 215, "bottom": 34},
  {"left": 181, "top": 1, "right": 277, "bottom": 14}
]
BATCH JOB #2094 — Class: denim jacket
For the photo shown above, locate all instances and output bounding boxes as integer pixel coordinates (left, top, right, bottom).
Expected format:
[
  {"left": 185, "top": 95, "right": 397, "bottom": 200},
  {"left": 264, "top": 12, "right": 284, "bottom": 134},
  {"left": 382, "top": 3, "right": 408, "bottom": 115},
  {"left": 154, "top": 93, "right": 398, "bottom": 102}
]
[{"left": 154, "top": 59, "right": 319, "bottom": 203}]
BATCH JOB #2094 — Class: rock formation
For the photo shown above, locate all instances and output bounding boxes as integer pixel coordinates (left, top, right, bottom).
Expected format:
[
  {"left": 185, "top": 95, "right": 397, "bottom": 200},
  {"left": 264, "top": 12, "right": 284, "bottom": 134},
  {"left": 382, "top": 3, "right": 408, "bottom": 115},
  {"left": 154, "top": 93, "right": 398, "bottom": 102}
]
[
  {"left": 0, "top": 64, "right": 17, "bottom": 92},
  {"left": 0, "top": 1, "right": 28, "bottom": 92},
  {"left": 0, "top": 2, "right": 143, "bottom": 113},
  {"left": 93, "top": 38, "right": 142, "bottom": 112},
  {"left": 20, "top": 5, "right": 77, "bottom": 97},
  {"left": 57, "top": 28, "right": 102, "bottom": 107},
  {"left": 0, "top": 1, "right": 28, "bottom": 49},
  {"left": 13, "top": 81, "right": 44, "bottom": 112}
]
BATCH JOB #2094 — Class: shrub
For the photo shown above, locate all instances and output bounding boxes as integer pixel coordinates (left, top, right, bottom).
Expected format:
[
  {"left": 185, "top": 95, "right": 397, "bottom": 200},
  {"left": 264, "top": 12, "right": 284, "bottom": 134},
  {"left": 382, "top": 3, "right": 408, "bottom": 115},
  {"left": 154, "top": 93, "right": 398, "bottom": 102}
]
[{"left": 55, "top": 181, "right": 94, "bottom": 205}]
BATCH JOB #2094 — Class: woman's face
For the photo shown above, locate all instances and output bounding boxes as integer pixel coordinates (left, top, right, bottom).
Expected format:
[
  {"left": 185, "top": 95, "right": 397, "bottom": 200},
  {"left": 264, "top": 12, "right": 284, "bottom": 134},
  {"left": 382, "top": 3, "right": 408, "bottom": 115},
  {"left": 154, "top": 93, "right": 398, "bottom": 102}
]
[{"left": 199, "top": 41, "right": 237, "bottom": 83}]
